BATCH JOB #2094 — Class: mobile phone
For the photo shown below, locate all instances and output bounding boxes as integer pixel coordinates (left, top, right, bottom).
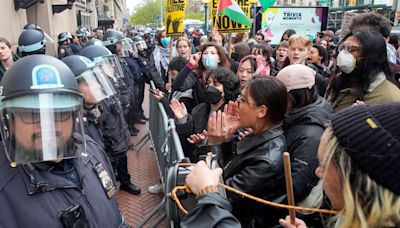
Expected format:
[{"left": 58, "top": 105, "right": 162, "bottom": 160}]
[{"left": 148, "top": 88, "right": 157, "bottom": 95}]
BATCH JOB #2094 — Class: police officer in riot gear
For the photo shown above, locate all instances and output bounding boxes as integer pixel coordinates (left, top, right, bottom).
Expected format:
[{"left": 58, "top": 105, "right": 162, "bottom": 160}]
[
  {"left": 103, "top": 29, "right": 145, "bottom": 133},
  {"left": 0, "top": 54, "right": 128, "bottom": 227},
  {"left": 76, "top": 27, "right": 90, "bottom": 47},
  {"left": 62, "top": 55, "right": 116, "bottom": 150},
  {"left": 18, "top": 28, "right": 46, "bottom": 57},
  {"left": 57, "top": 32, "right": 73, "bottom": 59},
  {"left": 80, "top": 45, "right": 141, "bottom": 195}
]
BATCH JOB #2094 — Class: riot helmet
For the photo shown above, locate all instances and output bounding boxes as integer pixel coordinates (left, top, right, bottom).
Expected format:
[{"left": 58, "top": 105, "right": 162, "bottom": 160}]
[
  {"left": 102, "top": 29, "right": 133, "bottom": 57},
  {"left": 76, "top": 27, "right": 89, "bottom": 38},
  {"left": 58, "top": 32, "right": 69, "bottom": 44},
  {"left": 131, "top": 36, "right": 147, "bottom": 51},
  {"left": 102, "top": 29, "right": 124, "bottom": 47},
  {"left": 80, "top": 45, "right": 124, "bottom": 83},
  {"left": 18, "top": 29, "right": 46, "bottom": 57},
  {"left": 85, "top": 38, "right": 105, "bottom": 47},
  {"left": 0, "top": 55, "right": 86, "bottom": 164},
  {"left": 23, "top": 23, "right": 43, "bottom": 32},
  {"left": 62, "top": 55, "right": 116, "bottom": 104}
]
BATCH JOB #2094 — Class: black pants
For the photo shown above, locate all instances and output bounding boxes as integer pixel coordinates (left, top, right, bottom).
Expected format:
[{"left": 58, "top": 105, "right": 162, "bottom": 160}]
[
  {"left": 137, "top": 77, "right": 145, "bottom": 115},
  {"left": 111, "top": 154, "right": 131, "bottom": 186}
]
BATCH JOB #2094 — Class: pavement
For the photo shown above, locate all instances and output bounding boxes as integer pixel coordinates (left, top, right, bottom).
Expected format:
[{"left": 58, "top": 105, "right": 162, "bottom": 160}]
[{"left": 116, "top": 89, "right": 169, "bottom": 227}]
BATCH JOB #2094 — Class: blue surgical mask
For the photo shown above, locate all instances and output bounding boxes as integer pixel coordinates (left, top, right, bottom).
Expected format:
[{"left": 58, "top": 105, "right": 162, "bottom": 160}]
[
  {"left": 160, "top": 37, "right": 170, "bottom": 47},
  {"left": 202, "top": 54, "right": 218, "bottom": 69}
]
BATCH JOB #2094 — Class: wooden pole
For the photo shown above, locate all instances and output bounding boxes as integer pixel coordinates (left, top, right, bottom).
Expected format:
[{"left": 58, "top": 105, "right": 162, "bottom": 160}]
[
  {"left": 283, "top": 152, "right": 296, "bottom": 225},
  {"left": 168, "top": 36, "right": 174, "bottom": 93}
]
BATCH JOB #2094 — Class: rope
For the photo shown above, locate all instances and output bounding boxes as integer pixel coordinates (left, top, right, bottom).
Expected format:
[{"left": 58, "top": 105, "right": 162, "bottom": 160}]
[{"left": 170, "top": 163, "right": 338, "bottom": 216}]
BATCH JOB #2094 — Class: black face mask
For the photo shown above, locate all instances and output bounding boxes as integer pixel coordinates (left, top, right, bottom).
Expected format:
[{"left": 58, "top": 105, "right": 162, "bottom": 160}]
[
  {"left": 231, "top": 52, "right": 239, "bottom": 62},
  {"left": 204, "top": 86, "right": 223, "bottom": 104}
]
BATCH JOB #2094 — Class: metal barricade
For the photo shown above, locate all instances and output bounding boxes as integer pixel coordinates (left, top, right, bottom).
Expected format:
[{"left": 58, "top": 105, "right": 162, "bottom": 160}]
[{"left": 137, "top": 81, "right": 185, "bottom": 228}]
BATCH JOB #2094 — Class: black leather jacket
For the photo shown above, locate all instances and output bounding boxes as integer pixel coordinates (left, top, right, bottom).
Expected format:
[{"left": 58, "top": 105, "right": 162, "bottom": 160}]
[
  {"left": 283, "top": 97, "right": 333, "bottom": 202},
  {"left": 207, "top": 125, "right": 287, "bottom": 227}
]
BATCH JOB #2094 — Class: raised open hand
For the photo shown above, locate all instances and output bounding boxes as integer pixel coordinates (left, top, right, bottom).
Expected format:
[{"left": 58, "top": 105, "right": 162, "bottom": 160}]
[
  {"left": 170, "top": 98, "right": 188, "bottom": 119},
  {"left": 187, "top": 130, "right": 208, "bottom": 145}
]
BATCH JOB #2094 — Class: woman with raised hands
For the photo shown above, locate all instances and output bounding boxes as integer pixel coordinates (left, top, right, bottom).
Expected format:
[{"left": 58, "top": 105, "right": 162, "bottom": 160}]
[{"left": 182, "top": 76, "right": 289, "bottom": 227}]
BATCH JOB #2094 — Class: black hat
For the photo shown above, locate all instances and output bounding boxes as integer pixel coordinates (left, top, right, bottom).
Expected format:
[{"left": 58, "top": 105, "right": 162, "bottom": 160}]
[{"left": 331, "top": 103, "right": 400, "bottom": 195}]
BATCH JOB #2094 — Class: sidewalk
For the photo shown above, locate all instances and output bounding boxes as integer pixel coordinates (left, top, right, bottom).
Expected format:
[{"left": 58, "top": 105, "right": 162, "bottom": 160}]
[{"left": 116, "top": 89, "right": 168, "bottom": 227}]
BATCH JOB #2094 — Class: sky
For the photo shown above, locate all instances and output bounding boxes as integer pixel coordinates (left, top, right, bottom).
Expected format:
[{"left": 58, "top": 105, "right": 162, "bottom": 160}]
[{"left": 126, "top": 0, "right": 143, "bottom": 14}]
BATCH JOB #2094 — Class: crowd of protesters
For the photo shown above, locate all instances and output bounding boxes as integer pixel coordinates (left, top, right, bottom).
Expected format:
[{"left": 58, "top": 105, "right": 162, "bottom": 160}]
[{"left": 0, "top": 11, "right": 400, "bottom": 227}]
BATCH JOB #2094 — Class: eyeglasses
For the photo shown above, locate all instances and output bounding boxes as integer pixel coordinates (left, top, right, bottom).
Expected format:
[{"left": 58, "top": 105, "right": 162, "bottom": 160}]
[
  {"left": 16, "top": 111, "right": 72, "bottom": 124},
  {"left": 236, "top": 95, "right": 258, "bottom": 108}
]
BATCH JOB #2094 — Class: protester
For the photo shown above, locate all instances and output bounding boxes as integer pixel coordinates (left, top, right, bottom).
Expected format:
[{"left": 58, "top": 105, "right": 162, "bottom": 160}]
[
  {"left": 251, "top": 43, "right": 273, "bottom": 75},
  {"left": 231, "top": 42, "right": 250, "bottom": 62},
  {"left": 276, "top": 64, "right": 333, "bottom": 225},
  {"left": 236, "top": 55, "right": 258, "bottom": 89},
  {"left": 271, "top": 41, "right": 290, "bottom": 75},
  {"left": 0, "top": 37, "right": 18, "bottom": 80},
  {"left": 176, "top": 37, "right": 192, "bottom": 60},
  {"left": 349, "top": 11, "right": 400, "bottom": 85},
  {"left": 281, "top": 29, "right": 296, "bottom": 42},
  {"left": 326, "top": 30, "right": 400, "bottom": 112},
  {"left": 288, "top": 34, "right": 326, "bottom": 96},
  {"left": 170, "top": 67, "right": 240, "bottom": 162},
  {"left": 148, "top": 30, "right": 170, "bottom": 91},
  {"left": 172, "top": 42, "right": 231, "bottom": 106},
  {"left": 181, "top": 76, "right": 288, "bottom": 227},
  {"left": 308, "top": 43, "right": 330, "bottom": 79}
]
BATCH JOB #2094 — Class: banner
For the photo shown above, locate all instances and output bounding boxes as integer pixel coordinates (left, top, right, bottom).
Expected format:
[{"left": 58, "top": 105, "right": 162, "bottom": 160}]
[
  {"left": 261, "top": 7, "right": 328, "bottom": 45},
  {"left": 165, "top": 0, "right": 187, "bottom": 36},
  {"left": 211, "top": 0, "right": 251, "bottom": 33}
]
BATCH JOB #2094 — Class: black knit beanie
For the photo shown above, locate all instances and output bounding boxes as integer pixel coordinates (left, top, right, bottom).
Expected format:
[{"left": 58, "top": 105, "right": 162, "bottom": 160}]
[{"left": 331, "top": 103, "right": 400, "bottom": 195}]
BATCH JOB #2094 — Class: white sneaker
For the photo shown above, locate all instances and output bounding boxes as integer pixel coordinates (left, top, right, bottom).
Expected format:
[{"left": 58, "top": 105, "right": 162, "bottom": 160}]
[{"left": 148, "top": 183, "right": 163, "bottom": 194}]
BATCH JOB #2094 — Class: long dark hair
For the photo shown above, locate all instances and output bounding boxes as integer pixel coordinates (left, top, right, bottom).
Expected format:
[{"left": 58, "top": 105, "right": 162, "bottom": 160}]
[
  {"left": 288, "top": 86, "right": 319, "bottom": 109},
  {"left": 327, "top": 30, "right": 391, "bottom": 102}
]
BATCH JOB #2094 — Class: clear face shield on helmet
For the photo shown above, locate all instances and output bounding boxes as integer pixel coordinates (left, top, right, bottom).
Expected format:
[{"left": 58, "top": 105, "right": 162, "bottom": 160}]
[
  {"left": 92, "top": 54, "right": 124, "bottom": 84},
  {"left": 77, "top": 66, "right": 116, "bottom": 104},
  {"left": 135, "top": 40, "right": 148, "bottom": 51},
  {"left": 0, "top": 93, "right": 85, "bottom": 164},
  {"left": 118, "top": 38, "right": 137, "bottom": 57}
]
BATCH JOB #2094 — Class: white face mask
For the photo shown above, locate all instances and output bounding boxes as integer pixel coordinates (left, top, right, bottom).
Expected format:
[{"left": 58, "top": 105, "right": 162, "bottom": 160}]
[{"left": 336, "top": 50, "right": 356, "bottom": 74}]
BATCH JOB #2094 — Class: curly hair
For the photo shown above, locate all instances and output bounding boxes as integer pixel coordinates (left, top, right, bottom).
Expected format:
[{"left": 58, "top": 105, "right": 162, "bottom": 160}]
[{"left": 206, "top": 67, "right": 240, "bottom": 103}]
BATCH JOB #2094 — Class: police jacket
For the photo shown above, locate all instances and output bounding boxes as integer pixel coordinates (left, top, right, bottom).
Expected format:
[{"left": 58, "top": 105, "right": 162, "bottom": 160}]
[
  {"left": 136, "top": 54, "right": 151, "bottom": 84},
  {"left": 69, "top": 43, "right": 82, "bottom": 55},
  {"left": 205, "top": 126, "right": 287, "bottom": 227},
  {"left": 99, "top": 96, "right": 131, "bottom": 158},
  {"left": 0, "top": 134, "right": 125, "bottom": 228},
  {"left": 117, "top": 59, "right": 134, "bottom": 112},
  {"left": 283, "top": 96, "right": 333, "bottom": 202}
]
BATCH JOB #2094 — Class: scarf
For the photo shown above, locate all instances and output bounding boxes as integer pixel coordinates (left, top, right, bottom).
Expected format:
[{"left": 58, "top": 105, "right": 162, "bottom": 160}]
[{"left": 153, "top": 45, "right": 170, "bottom": 76}]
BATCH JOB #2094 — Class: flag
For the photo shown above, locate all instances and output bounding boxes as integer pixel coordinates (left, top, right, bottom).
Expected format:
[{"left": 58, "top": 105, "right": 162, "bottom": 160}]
[
  {"left": 259, "top": 0, "right": 276, "bottom": 12},
  {"left": 217, "top": 0, "right": 252, "bottom": 27}
]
